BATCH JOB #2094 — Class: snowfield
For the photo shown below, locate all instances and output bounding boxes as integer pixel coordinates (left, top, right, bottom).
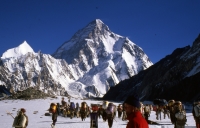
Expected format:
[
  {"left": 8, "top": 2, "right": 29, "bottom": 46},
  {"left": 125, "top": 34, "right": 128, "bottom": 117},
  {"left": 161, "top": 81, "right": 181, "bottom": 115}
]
[{"left": 0, "top": 96, "right": 196, "bottom": 128}]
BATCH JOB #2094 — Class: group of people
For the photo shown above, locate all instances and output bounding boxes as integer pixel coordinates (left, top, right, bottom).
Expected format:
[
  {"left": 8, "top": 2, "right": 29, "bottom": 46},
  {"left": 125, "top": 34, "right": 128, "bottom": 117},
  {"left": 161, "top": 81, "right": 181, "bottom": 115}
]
[
  {"left": 11, "top": 95, "right": 200, "bottom": 128},
  {"left": 47, "top": 95, "right": 148, "bottom": 128},
  {"left": 54, "top": 98, "right": 125, "bottom": 128},
  {"left": 10, "top": 95, "right": 149, "bottom": 128},
  {"left": 153, "top": 100, "right": 187, "bottom": 128}
]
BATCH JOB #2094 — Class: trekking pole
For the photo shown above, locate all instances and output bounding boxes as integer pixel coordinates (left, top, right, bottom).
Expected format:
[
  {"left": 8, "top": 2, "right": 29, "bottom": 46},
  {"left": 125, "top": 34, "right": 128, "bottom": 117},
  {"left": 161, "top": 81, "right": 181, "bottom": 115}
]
[
  {"left": 113, "top": 117, "right": 117, "bottom": 122},
  {"left": 6, "top": 111, "right": 15, "bottom": 119}
]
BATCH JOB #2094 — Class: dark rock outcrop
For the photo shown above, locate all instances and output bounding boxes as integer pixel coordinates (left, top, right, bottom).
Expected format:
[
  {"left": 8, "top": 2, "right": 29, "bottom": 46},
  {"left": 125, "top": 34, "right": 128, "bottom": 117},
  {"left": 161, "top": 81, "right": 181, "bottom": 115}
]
[{"left": 8, "top": 87, "right": 56, "bottom": 100}]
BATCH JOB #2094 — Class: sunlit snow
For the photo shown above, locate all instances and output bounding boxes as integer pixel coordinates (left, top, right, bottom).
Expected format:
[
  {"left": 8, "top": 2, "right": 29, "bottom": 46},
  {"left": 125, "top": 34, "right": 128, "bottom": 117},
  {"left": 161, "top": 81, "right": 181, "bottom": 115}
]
[
  {"left": 0, "top": 97, "right": 196, "bottom": 128},
  {"left": 1, "top": 41, "right": 34, "bottom": 59}
]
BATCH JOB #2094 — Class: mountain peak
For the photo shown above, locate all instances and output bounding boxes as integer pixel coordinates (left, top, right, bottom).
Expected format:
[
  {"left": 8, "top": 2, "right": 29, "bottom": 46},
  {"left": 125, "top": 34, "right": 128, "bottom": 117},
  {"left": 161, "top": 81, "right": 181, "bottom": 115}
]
[
  {"left": 90, "top": 19, "right": 104, "bottom": 25},
  {"left": 87, "top": 19, "right": 109, "bottom": 31},
  {"left": 95, "top": 19, "right": 103, "bottom": 24},
  {"left": 1, "top": 41, "right": 34, "bottom": 59}
]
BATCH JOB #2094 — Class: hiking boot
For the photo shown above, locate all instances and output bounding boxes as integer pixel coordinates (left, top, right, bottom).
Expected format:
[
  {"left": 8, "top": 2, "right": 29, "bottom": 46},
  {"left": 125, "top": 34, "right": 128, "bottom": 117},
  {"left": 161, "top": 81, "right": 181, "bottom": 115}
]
[{"left": 51, "top": 124, "right": 55, "bottom": 128}]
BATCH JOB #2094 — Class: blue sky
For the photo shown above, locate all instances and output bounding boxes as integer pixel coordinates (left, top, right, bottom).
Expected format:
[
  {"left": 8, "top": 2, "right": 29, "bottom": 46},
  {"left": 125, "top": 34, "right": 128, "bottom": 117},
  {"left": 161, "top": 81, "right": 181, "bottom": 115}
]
[{"left": 0, "top": 0, "right": 199, "bottom": 63}]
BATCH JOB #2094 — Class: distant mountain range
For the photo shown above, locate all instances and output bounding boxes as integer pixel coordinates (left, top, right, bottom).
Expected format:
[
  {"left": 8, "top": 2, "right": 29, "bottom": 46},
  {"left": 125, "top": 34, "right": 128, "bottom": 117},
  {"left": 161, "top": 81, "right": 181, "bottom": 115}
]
[
  {"left": 103, "top": 34, "right": 200, "bottom": 102},
  {"left": 0, "top": 19, "right": 153, "bottom": 98}
]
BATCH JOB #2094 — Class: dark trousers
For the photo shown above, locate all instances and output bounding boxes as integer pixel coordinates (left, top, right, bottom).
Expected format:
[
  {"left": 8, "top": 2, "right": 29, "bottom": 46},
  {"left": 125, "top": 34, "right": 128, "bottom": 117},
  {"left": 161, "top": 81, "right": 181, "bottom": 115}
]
[{"left": 52, "top": 113, "right": 58, "bottom": 125}]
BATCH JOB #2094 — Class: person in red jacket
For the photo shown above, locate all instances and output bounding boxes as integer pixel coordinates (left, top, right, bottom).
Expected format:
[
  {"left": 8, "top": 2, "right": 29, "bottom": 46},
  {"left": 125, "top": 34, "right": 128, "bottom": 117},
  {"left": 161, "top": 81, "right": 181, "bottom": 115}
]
[{"left": 124, "top": 94, "right": 149, "bottom": 128}]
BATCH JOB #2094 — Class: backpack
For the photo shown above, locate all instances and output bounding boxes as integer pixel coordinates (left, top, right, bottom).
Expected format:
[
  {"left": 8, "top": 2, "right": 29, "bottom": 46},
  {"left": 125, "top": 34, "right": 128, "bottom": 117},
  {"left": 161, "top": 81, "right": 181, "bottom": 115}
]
[
  {"left": 49, "top": 103, "right": 57, "bottom": 113},
  {"left": 70, "top": 102, "right": 75, "bottom": 110},
  {"left": 91, "top": 104, "right": 99, "bottom": 112}
]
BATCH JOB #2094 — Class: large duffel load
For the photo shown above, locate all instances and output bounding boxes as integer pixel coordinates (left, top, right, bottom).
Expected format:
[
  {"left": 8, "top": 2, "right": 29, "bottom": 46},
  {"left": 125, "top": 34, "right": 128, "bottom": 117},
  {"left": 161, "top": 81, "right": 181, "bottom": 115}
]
[
  {"left": 106, "top": 103, "right": 116, "bottom": 114},
  {"left": 49, "top": 103, "right": 57, "bottom": 113},
  {"left": 70, "top": 102, "right": 75, "bottom": 110},
  {"left": 168, "top": 100, "right": 175, "bottom": 107},
  {"left": 102, "top": 101, "right": 109, "bottom": 109},
  {"left": 173, "top": 101, "right": 183, "bottom": 112},
  {"left": 81, "top": 102, "right": 87, "bottom": 109},
  {"left": 153, "top": 99, "right": 168, "bottom": 106},
  {"left": 12, "top": 111, "right": 27, "bottom": 127},
  {"left": 91, "top": 104, "right": 99, "bottom": 112}
]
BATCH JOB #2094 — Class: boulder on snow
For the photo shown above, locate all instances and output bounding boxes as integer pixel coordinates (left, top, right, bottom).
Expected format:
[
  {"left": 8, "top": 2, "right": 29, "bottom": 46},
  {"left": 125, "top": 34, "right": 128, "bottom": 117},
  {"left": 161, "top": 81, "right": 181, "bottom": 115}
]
[{"left": 44, "top": 113, "right": 51, "bottom": 116}]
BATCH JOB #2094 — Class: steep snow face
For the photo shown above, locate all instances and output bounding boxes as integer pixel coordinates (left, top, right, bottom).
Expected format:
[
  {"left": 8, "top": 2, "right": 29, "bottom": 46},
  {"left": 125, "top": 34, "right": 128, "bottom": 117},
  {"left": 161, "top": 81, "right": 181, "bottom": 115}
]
[
  {"left": 1, "top": 41, "right": 34, "bottom": 59},
  {"left": 53, "top": 19, "right": 153, "bottom": 97}
]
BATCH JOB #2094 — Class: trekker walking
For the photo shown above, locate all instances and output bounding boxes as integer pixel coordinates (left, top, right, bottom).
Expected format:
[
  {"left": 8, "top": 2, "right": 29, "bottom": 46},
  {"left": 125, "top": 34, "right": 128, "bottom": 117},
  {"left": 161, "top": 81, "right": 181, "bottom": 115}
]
[
  {"left": 80, "top": 102, "right": 88, "bottom": 121},
  {"left": 143, "top": 104, "right": 151, "bottom": 121},
  {"left": 12, "top": 108, "right": 28, "bottom": 128},
  {"left": 69, "top": 102, "right": 75, "bottom": 119},
  {"left": 117, "top": 104, "right": 123, "bottom": 118},
  {"left": 174, "top": 101, "right": 187, "bottom": 128},
  {"left": 49, "top": 103, "right": 58, "bottom": 128},
  {"left": 106, "top": 102, "right": 116, "bottom": 128},
  {"left": 90, "top": 104, "right": 99, "bottom": 128},
  {"left": 168, "top": 99, "right": 176, "bottom": 124},
  {"left": 75, "top": 102, "right": 80, "bottom": 118},
  {"left": 60, "top": 97, "right": 66, "bottom": 115},
  {"left": 163, "top": 105, "right": 170, "bottom": 119},
  {"left": 97, "top": 105, "right": 104, "bottom": 119},
  {"left": 123, "top": 94, "right": 149, "bottom": 128},
  {"left": 156, "top": 105, "right": 163, "bottom": 120}
]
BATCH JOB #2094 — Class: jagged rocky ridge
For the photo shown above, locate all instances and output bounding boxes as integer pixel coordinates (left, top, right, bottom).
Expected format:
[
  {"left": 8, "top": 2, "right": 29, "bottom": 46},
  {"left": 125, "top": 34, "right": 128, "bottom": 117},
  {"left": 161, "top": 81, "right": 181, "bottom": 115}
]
[
  {"left": 0, "top": 19, "right": 153, "bottom": 98},
  {"left": 103, "top": 34, "right": 200, "bottom": 102}
]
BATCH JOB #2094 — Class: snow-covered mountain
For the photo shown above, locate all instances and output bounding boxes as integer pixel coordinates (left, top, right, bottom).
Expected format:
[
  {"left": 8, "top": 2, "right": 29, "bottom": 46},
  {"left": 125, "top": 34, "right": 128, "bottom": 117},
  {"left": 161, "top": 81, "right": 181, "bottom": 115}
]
[
  {"left": 52, "top": 19, "right": 153, "bottom": 97},
  {"left": 0, "top": 41, "right": 73, "bottom": 96},
  {"left": 0, "top": 19, "right": 153, "bottom": 98},
  {"left": 103, "top": 34, "right": 200, "bottom": 102}
]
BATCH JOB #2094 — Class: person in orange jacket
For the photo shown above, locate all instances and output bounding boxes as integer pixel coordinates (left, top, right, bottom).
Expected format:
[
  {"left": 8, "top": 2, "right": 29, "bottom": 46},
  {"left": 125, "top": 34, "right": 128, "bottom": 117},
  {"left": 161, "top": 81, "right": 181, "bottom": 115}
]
[{"left": 124, "top": 94, "right": 149, "bottom": 128}]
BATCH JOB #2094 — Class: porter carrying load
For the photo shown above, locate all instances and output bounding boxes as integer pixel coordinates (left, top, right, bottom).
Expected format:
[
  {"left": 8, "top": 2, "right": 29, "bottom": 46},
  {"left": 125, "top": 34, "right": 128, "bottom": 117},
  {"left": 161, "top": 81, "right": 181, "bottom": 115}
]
[{"left": 12, "top": 108, "right": 28, "bottom": 128}]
